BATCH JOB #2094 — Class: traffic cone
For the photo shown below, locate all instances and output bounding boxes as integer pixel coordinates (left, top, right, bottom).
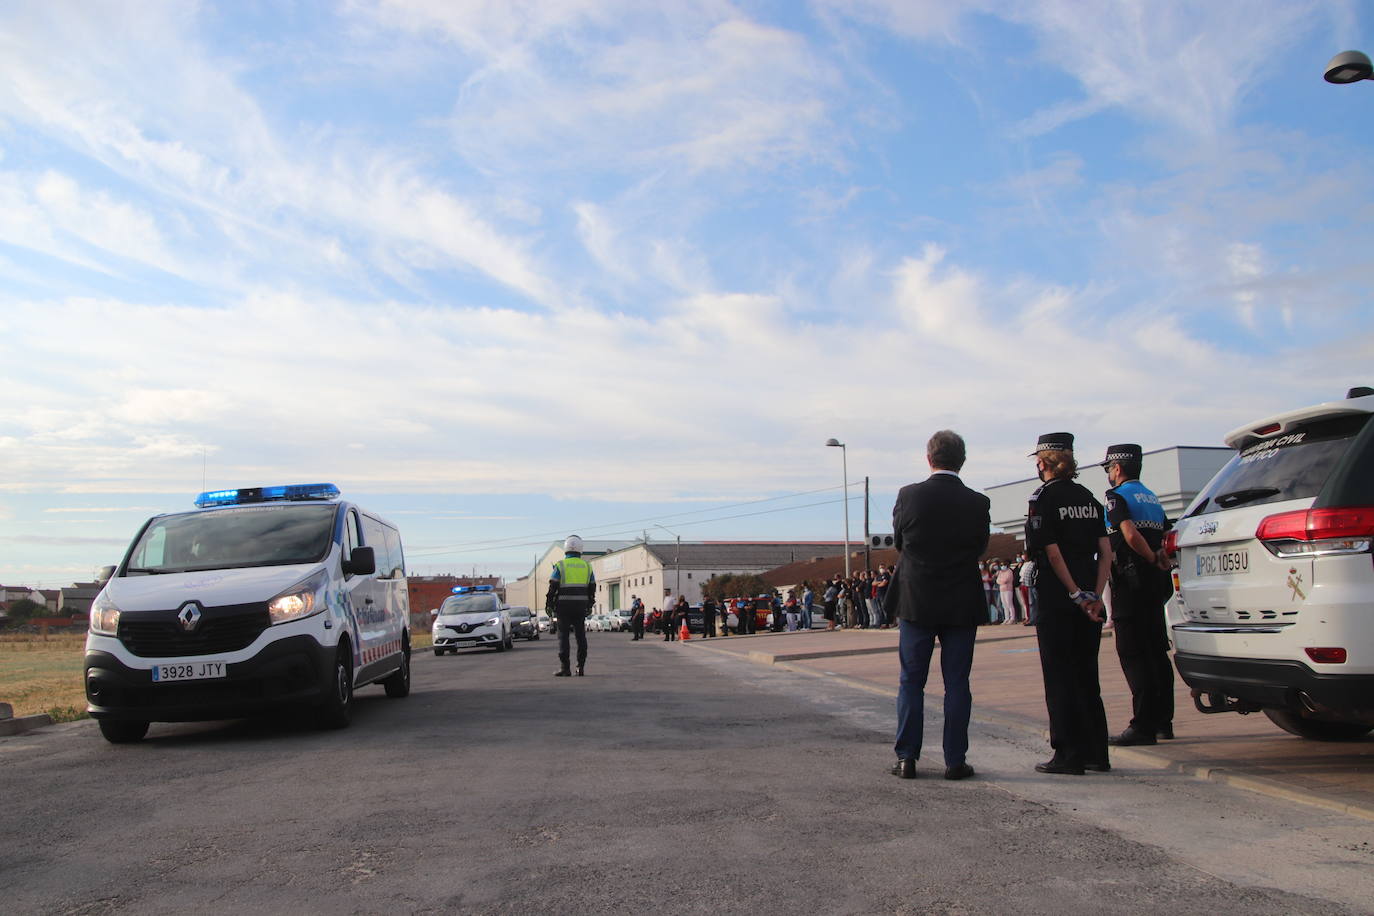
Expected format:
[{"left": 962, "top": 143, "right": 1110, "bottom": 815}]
[{"left": 680, "top": 622, "right": 691, "bottom": 641}]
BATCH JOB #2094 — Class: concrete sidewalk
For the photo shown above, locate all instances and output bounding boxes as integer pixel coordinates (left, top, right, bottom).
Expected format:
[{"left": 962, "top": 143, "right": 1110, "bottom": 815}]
[{"left": 685, "top": 625, "right": 1374, "bottom": 820}]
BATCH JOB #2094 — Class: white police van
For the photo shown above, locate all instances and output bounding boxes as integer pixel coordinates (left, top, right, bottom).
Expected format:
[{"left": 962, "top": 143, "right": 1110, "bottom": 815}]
[
  {"left": 84, "top": 483, "right": 411, "bottom": 743},
  {"left": 1169, "top": 387, "right": 1374, "bottom": 740}
]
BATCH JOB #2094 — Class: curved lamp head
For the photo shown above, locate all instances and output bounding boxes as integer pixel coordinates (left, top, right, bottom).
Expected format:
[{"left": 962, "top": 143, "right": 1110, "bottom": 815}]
[
  {"left": 825, "top": 438, "right": 844, "bottom": 448},
  {"left": 1325, "top": 50, "right": 1373, "bottom": 84}
]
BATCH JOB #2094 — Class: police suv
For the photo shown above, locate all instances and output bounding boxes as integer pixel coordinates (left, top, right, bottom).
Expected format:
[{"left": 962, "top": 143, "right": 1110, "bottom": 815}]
[
  {"left": 1169, "top": 387, "right": 1374, "bottom": 740},
  {"left": 85, "top": 483, "right": 411, "bottom": 743}
]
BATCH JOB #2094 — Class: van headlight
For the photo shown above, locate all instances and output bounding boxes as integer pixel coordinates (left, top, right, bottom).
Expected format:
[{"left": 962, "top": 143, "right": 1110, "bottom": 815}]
[
  {"left": 268, "top": 572, "right": 327, "bottom": 625},
  {"left": 487, "top": 616, "right": 501, "bottom": 627},
  {"left": 90, "top": 592, "right": 121, "bottom": 635}
]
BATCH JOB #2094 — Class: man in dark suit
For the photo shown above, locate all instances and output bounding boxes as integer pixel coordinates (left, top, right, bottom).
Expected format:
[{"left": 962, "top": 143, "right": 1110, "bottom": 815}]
[{"left": 887, "top": 430, "right": 990, "bottom": 781}]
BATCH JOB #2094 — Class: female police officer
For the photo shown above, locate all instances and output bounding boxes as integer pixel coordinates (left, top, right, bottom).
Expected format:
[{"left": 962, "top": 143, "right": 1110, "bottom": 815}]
[{"left": 1024, "top": 433, "right": 1113, "bottom": 775}]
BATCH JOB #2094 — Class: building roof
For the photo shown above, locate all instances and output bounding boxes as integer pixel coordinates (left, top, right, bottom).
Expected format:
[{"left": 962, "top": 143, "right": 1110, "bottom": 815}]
[{"left": 641, "top": 542, "right": 849, "bottom": 569}]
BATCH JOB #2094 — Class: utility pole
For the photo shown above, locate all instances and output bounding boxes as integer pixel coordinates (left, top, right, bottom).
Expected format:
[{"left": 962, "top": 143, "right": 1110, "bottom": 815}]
[{"left": 864, "top": 476, "right": 871, "bottom": 573}]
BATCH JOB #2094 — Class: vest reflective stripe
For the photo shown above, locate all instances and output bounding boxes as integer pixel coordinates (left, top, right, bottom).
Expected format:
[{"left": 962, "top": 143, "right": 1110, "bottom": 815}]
[{"left": 557, "top": 557, "right": 591, "bottom": 586}]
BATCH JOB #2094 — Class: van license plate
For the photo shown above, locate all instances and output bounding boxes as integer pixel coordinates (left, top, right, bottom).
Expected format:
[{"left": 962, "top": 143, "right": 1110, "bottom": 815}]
[
  {"left": 1195, "top": 549, "right": 1249, "bottom": 577},
  {"left": 151, "top": 661, "right": 227, "bottom": 683}
]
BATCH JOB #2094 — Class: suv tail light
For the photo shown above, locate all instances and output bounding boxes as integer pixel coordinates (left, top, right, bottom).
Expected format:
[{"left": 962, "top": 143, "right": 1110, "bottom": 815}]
[
  {"left": 1256, "top": 506, "right": 1374, "bottom": 558},
  {"left": 1305, "top": 647, "right": 1348, "bottom": 664},
  {"left": 1163, "top": 529, "right": 1179, "bottom": 558}
]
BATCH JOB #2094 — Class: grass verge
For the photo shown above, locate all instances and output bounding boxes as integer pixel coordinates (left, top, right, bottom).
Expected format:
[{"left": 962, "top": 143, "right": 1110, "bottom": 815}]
[{"left": 0, "top": 633, "right": 89, "bottom": 722}]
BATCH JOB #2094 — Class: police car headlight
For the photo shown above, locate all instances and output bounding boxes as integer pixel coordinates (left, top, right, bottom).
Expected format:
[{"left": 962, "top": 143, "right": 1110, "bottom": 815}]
[
  {"left": 90, "top": 592, "right": 121, "bottom": 635},
  {"left": 486, "top": 616, "right": 501, "bottom": 627},
  {"left": 267, "top": 572, "right": 328, "bottom": 625}
]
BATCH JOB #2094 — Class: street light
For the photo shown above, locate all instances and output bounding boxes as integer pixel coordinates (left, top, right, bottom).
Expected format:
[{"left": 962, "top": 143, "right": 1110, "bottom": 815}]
[
  {"left": 655, "top": 524, "right": 681, "bottom": 600},
  {"left": 1325, "top": 50, "right": 1373, "bottom": 84},
  {"left": 825, "top": 438, "right": 851, "bottom": 582}
]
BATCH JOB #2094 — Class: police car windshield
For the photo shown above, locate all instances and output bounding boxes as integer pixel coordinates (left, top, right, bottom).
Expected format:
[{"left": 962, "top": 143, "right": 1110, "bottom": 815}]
[
  {"left": 124, "top": 504, "right": 336, "bottom": 574},
  {"left": 440, "top": 595, "right": 499, "bottom": 615}
]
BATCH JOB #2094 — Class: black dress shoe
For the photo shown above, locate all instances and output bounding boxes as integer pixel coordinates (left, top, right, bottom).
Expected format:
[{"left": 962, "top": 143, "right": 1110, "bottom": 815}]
[
  {"left": 576, "top": 666, "right": 585, "bottom": 677},
  {"left": 1035, "top": 758, "right": 1085, "bottom": 775},
  {"left": 890, "top": 758, "right": 917, "bottom": 779},
  {"left": 1157, "top": 725, "right": 1175, "bottom": 740},
  {"left": 1108, "top": 727, "right": 1157, "bottom": 747},
  {"left": 944, "top": 762, "right": 975, "bottom": 781},
  {"left": 553, "top": 668, "right": 571, "bottom": 677},
  {"left": 1083, "top": 761, "right": 1112, "bottom": 772}
]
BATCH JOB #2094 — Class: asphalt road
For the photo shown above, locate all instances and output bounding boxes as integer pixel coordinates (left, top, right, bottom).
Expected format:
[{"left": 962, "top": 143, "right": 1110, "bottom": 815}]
[{"left": 2, "top": 632, "right": 1371, "bottom": 915}]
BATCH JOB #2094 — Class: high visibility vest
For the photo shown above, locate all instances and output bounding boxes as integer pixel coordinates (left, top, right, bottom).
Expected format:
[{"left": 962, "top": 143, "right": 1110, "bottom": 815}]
[{"left": 553, "top": 556, "right": 593, "bottom": 611}]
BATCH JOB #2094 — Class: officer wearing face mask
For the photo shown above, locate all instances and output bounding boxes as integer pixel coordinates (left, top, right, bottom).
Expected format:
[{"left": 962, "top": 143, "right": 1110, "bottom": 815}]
[{"left": 1024, "top": 432, "right": 1112, "bottom": 776}]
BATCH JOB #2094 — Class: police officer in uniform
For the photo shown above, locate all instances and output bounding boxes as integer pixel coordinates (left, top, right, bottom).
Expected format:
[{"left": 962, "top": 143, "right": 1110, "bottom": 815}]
[
  {"left": 629, "top": 595, "right": 645, "bottom": 641},
  {"left": 1025, "top": 433, "right": 1112, "bottom": 775},
  {"left": 546, "top": 535, "right": 596, "bottom": 677},
  {"left": 1101, "top": 444, "right": 1176, "bottom": 745},
  {"left": 700, "top": 596, "right": 718, "bottom": 638}
]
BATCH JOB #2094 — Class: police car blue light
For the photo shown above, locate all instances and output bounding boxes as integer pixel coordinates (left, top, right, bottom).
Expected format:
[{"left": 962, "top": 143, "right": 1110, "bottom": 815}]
[
  {"left": 194, "top": 482, "right": 341, "bottom": 508},
  {"left": 451, "top": 584, "right": 495, "bottom": 594}
]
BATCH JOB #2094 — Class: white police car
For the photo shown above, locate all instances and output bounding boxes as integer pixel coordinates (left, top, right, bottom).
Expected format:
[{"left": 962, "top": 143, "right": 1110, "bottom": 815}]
[
  {"left": 431, "top": 585, "right": 513, "bottom": 654},
  {"left": 84, "top": 483, "right": 411, "bottom": 743},
  {"left": 1169, "top": 387, "right": 1374, "bottom": 740}
]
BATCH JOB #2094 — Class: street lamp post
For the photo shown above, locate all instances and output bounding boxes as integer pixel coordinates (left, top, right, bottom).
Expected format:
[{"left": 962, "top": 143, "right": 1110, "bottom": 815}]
[
  {"left": 655, "top": 524, "right": 681, "bottom": 600},
  {"left": 1325, "top": 50, "right": 1373, "bottom": 84},
  {"left": 825, "top": 439, "right": 851, "bottom": 581}
]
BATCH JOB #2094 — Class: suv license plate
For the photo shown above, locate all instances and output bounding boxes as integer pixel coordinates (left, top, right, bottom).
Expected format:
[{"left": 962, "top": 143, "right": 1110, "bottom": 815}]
[
  {"left": 151, "top": 661, "right": 227, "bottom": 683},
  {"left": 1195, "top": 549, "right": 1249, "bottom": 577}
]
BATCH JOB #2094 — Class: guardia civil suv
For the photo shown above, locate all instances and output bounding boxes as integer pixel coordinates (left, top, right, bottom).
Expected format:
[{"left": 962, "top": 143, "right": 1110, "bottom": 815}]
[{"left": 1169, "top": 387, "right": 1374, "bottom": 740}]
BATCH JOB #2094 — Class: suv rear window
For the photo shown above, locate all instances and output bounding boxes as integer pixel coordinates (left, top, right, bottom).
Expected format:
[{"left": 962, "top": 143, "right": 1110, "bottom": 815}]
[{"left": 1187, "top": 414, "right": 1369, "bottom": 517}]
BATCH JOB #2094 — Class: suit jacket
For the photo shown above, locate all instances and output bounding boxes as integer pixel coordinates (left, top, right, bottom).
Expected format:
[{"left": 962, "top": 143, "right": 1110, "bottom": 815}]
[{"left": 888, "top": 472, "right": 991, "bottom": 628}]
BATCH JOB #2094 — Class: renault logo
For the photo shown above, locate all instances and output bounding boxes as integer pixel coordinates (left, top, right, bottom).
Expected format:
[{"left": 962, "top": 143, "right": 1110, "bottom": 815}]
[{"left": 178, "top": 602, "right": 203, "bottom": 632}]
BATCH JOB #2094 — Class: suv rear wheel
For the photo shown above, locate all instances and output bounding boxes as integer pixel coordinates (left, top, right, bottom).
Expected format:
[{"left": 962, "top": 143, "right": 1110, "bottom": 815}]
[{"left": 1263, "top": 708, "right": 1373, "bottom": 741}]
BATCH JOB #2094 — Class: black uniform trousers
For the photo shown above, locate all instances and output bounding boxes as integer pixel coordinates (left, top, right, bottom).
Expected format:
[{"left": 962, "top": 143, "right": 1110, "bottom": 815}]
[
  {"left": 631, "top": 619, "right": 644, "bottom": 640},
  {"left": 557, "top": 614, "right": 588, "bottom": 668},
  {"left": 1111, "top": 582, "right": 1175, "bottom": 733},
  {"left": 1035, "top": 588, "right": 1109, "bottom": 767},
  {"left": 703, "top": 611, "right": 716, "bottom": 638}
]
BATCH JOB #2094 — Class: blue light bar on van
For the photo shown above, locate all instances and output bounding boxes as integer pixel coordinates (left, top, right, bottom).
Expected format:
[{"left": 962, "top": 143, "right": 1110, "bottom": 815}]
[
  {"left": 194, "top": 483, "right": 341, "bottom": 508},
  {"left": 451, "top": 584, "right": 495, "bottom": 594}
]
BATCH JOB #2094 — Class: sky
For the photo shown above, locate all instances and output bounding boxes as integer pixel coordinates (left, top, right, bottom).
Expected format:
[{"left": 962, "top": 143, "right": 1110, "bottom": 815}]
[{"left": 2, "top": 0, "right": 1372, "bottom": 589}]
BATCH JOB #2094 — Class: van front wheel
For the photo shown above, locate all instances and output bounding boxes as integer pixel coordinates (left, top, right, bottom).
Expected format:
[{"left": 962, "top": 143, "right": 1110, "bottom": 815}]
[
  {"left": 319, "top": 647, "right": 354, "bottom": 729},
  {"left": 98, "top": 719, "right": 149, "bottom": 744},
  {"left": 1264, "top": 708, "right": 1373, "bottom": 741}
]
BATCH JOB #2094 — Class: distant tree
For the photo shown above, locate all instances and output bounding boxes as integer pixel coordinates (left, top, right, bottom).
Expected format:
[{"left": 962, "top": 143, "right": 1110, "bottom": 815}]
[
  {"left": 60, "top": 605, "right": 85, "bottom": 618},
  {"left": 701, "top": 573, "right": 772, "bottom": 603},
  {"left": 5, "top": 598, "right": 44, "bottom": 621}
]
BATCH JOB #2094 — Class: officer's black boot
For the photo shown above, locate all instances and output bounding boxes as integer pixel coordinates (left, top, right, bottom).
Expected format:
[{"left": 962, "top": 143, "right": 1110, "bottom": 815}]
[
  {"left": 576, "top": 665, "right": 585, "bottom": 677},
  {"left": 554, "top": 660, "right": 572, "bottom": 677}
]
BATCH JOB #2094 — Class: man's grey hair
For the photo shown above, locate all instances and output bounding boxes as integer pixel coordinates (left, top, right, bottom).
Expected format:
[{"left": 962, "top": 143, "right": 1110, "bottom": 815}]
[{"left": 927, "top": 429, "right": 966, "bottom": 471}]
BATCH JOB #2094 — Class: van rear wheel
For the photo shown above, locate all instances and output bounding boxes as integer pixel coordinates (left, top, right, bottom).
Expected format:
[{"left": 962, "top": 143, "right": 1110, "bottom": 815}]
[
  {"left": 98, "top": 719, "right": 149, "bottom": 744},
  {"left": 384, "top": 639, "right": 411, "bottom": 698},
  {"left": 1264, "top": 708, "right": 1373, "bottom": 741}
]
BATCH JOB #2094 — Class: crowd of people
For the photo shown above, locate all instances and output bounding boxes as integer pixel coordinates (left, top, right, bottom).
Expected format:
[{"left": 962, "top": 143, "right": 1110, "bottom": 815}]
[{"left": 980, "top": 556, "right": 1037, "bottom": 625}]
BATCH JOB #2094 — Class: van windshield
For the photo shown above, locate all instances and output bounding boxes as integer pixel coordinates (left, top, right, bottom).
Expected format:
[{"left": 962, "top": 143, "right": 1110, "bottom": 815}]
[
  {"left": 124, "top": 504, "right": 337, "bottom": 574},
  {"left": 440, "top": 595, "right": 499, "bottom": 615},
  {"left": 1187, "top": 414, "right": 1368, "bottom": 517}
]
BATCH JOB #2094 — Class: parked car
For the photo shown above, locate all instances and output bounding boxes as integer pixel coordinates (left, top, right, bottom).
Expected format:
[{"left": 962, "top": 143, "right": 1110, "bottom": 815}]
[
  {"left": 507, "top": 606, "right": 539, "bottom": 641},
  {"left": 611, "top": 610, "right": 632, "bottom": 631},
  {"left": 1169, "top": 385, "right": 1374, "bottom": 740}
]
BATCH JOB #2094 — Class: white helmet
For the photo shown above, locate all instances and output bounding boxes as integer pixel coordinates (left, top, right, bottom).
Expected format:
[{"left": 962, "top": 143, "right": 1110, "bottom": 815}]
[{"left": 564, "top": 534, "right": 584, "bottom": 553}]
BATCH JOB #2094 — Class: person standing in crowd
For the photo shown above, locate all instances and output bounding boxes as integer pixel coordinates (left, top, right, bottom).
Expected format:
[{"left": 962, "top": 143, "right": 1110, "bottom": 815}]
[
  {"left": 629, "top": 596, "right": 645, "bottom": 641},
  {"left": 801, "top": 582, "right": 815, "bottom": 631},
  {"left": 1025, "top": 433, "right": 1112, "bottom": 775},
  {"left": 737, "top": 596, "right": 755, "bottom": 635},
  {"left": 673, "top": 595, "right": 690, "bottom": 639},
  {"left": 887, "top": 430, "right": 988, "bottom": 781},
  {"left": 663, "top": 599, "right": 678, "bottom": 641},
  {"left": 546, "top": 534, "right": 596, "bottom": 677},
  {"left": 981, "top": 562, "right": 997, "bottom": 624},
  {"left": 1019, "top": 555, "right": 1038, "bottom": 625},
  {"left": 873, "top": 565, "right": 891, "bottom": 628},
  {"left": 701, "top": 595, "right": 718, "bottom": 638},
  {"left": 997, "top": 561, "right": 1018, "bottom": 624},
  {"left": 822, "top": 579, "right": 839, "bottom": 630},
  {"left": 1100, "top": 444, "right": 1176, "bottom": 746},
  {"left": 784, "top": 591, "right": 800, "bottom": 631}
]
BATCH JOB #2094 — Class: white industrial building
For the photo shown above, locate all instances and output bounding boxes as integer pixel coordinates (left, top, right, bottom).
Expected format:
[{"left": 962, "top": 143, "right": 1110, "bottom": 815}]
[{"left": 984, "top": 445, "right": 1232, "bottom": 541}]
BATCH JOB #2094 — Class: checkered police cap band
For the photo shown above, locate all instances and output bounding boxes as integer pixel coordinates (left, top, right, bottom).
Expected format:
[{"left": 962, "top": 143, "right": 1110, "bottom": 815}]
[
  {"left": 1029, "top": 432, "right": 1074, "bottom": 456},
  {"left": 1100, "top": 443, "right": 1142, "bottom": 466}
]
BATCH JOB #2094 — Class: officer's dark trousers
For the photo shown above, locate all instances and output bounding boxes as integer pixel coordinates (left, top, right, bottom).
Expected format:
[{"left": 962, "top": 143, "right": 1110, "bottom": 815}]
[
  {"left": 557, "top": 615, "right": 588, "bottom": 669},
  {"left": 1035, "top": 591, "right": 1109, "bottom": 766},
  {"left": 631, "top": 621, "right": 644, "bottom": 640},
  {"left": 1112, "top": 585, "right": 1175, "bottom": 733},
  {"left": 703, "top": 616, "right": 716, "bottom": 638}
]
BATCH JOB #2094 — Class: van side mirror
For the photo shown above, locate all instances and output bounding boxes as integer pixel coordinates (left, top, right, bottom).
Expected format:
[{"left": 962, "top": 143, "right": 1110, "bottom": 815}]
[
  {"left": 97, "top": 565, "right": 116, "bottom": 583},
  {"left": 429, "top": 608, "right": 438, "bottom": 617},
  {"left": 345, "top": 546, "right": 376, "bottom": 576}
]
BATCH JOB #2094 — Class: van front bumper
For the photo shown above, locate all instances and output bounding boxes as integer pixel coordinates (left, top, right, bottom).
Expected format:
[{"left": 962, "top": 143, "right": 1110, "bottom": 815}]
[
  {"left": 85, "top": 634, "right": 335, "bottom": 722},
  {"left": 1174, "top": 651, "right": 1374, "bottom": 719}
]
